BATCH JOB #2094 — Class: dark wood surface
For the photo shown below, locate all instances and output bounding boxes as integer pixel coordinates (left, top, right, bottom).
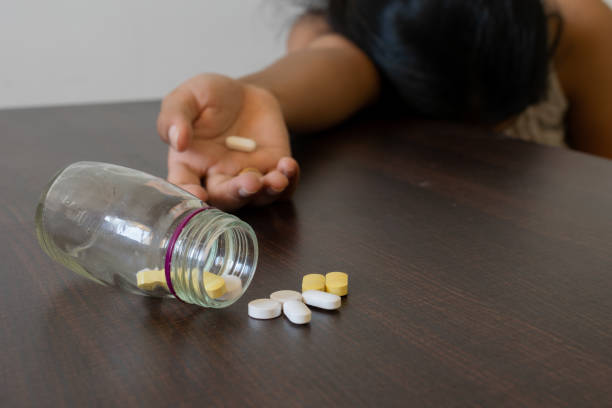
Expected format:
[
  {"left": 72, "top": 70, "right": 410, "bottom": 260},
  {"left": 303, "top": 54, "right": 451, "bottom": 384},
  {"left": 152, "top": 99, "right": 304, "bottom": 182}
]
[{"left": 1, "top": 101, "right": 612, "bottom": 407}]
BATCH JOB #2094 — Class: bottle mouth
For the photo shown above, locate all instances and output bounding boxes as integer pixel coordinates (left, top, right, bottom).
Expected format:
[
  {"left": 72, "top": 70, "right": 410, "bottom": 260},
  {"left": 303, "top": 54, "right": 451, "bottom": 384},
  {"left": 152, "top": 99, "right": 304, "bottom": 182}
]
[{"left": 167, "top": 208, "right": 258, "bottom": 308}]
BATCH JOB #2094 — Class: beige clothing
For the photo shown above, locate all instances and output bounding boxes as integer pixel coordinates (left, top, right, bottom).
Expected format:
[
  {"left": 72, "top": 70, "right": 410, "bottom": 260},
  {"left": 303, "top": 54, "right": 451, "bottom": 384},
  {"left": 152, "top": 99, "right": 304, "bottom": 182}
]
[{"left": 503, "top": 71, "right": 569, "bottom": 147}]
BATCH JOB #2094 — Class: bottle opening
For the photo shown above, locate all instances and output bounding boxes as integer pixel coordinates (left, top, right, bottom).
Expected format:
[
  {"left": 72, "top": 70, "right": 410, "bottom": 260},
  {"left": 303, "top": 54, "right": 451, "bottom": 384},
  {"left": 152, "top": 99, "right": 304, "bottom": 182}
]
[{"left": 168, "top": 209, "right": 258, "bottom": 308}]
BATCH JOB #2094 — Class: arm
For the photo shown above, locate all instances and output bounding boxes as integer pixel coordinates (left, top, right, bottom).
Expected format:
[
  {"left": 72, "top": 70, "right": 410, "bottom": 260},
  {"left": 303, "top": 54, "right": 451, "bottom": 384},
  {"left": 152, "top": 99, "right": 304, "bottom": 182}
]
[
  {"left": 241, "top": 16, "right": 381, "bottom": 133},
  {"left": 156, "top": 15, "right": 379, "bottom": 210},
  {"left": 555, "top": 0, "right": 612, "bottom": 158}
]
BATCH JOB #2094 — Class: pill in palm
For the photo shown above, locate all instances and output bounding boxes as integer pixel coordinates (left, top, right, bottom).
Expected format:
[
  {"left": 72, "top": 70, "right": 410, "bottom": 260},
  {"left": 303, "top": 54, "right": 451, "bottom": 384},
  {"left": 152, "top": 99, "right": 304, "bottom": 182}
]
[
  {"left": 302, "top": 290, "right": 341, "bottom": 310},
  {"left": 239, "top": 167, "right": 263, "bottom": 176},
  {"left": 248, "top": 299, "right": 282, "bottom": 319},
  {"left": 136, "top": 268, "right": 167, "bottom": 291},
  {"left": 270, "top": 290, "right": 303, "bottom": 304},
  {"left": 216, "top": 275, "right": 242, "bottom": 301},
  {"left": 283, "top": 300, "right": 311, "bottom": 324},
  {"left": 325, "top": 271, "right": 348, "bottom": 296},
  {"left": 302, "top": 274, "right": 325, "bottom": 292},
  {"left": 225, "top": 136, "right": 257, "bottom": 152}
]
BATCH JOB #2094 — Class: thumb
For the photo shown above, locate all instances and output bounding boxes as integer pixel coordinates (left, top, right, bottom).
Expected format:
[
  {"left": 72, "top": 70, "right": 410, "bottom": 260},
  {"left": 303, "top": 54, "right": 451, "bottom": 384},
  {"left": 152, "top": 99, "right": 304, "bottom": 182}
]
[{"left": 157, "top": 88, "right": 201, "bottom": 152}]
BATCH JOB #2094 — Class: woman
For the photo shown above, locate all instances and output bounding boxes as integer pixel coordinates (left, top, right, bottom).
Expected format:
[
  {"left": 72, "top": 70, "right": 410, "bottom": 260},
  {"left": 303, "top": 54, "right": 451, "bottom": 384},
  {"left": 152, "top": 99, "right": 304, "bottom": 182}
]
[{"left": 157, "top": 0, "right": 612, "bottom": 210}]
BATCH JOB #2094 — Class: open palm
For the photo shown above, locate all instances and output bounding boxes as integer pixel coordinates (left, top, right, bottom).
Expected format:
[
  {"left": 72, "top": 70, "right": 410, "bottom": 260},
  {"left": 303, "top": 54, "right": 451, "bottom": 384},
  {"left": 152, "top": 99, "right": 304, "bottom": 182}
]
[{"left": 157, "top": 74, "right": 299, "bottom": 210}]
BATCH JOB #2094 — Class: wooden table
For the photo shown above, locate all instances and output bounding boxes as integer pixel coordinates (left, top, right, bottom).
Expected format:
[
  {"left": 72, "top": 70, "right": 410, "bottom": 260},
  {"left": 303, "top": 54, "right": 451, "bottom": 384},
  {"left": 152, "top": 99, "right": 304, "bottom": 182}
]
[{"left": 1, "top": 102, "right": 611, "bottom": 407}]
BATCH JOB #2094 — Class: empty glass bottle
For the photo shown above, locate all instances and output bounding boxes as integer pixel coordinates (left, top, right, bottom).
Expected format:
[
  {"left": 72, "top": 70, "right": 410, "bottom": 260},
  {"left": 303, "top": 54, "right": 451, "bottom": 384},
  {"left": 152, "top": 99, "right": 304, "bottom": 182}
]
[{"left": 35, "top": 162, "right": 258, "bottom": 308}]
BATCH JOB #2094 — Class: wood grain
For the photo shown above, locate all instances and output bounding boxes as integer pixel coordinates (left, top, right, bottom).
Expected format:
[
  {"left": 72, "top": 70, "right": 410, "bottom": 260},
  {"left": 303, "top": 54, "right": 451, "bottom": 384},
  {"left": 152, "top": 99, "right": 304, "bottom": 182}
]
[{"left": 1, "top": 102, "right": 611, "bottom": 407}]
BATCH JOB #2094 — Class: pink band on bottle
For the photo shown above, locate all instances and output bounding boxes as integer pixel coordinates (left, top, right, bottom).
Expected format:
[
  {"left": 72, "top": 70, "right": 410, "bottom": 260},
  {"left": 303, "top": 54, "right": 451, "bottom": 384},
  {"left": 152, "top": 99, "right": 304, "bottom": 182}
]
[{"left": 164, "top": 207, "right": 211, "bottom": 301}]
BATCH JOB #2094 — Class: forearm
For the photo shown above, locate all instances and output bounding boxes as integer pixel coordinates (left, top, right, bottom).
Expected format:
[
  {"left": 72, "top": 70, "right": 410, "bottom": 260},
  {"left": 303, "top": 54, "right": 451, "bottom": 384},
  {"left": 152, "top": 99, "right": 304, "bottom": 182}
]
[
  {"left": 556, "top": 0, "right": 612, "bottom": 158},
  {"left": 240, "top": 35, "right": 381, "bottom": 133}
]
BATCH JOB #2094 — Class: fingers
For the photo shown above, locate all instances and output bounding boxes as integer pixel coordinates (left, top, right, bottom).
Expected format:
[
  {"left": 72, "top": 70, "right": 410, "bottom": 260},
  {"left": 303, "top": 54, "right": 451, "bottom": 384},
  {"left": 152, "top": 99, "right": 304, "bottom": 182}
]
[
  {"left": 167, "top": 160, "right": 208, "bottom": 202},
  {"left": 157, "top": 88, "right": 201, "bottom": 151},
  {"left": 276, "top": 157, "right": 300, "bottom": 199},
  {"left": 200, "top": 157, "right": 300, "bottom": 211},
  {"left": 263, "top": 170, "right": 289, "bottom": 195},
  {"left": 180, "top": 184, "right": 208, "bottom": 201},
  {"left": 250, "top": 156, "right": 299, "bottom": 206},
  {"left": 250, "top": 170, "right": 289, "bottom": 206},
  {"left": 205, "top": 172, "right": 264, "bottom": 211},
  {"left": 277, "top": 156, "right": 300, "bottom": 182},
  {"left": 252, "top": 157, "right": 300, "bottom": 205}
]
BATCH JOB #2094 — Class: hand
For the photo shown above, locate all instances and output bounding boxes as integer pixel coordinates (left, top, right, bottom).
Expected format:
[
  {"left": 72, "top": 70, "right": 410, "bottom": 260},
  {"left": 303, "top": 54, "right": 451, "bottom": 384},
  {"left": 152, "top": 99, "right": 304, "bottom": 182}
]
[{"left": 157, "top": 74, "right": 299, "bottom": 211}]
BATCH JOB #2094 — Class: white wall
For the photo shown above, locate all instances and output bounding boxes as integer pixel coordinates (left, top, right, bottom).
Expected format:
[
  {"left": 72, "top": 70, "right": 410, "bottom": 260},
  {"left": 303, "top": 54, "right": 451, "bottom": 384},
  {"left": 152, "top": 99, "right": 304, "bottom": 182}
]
[
  {"left": 0, "top": 0, "right": 299, "bottom": 109},
  {"left": 2, "top": 0, "right": 611, "bottom": 109}
]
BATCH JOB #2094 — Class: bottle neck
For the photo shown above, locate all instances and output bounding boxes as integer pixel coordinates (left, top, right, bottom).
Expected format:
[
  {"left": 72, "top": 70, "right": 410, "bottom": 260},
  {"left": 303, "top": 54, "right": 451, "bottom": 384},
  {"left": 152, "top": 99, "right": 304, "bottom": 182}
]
[{"left": 166, "top": 208, "right": 258, "bottom": 307}]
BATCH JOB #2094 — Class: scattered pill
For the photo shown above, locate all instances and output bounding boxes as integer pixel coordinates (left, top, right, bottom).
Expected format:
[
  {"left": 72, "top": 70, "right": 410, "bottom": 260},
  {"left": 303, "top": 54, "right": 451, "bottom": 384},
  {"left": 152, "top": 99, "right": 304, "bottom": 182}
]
[
  {"left": 248, "top": 299, "right": 282, "bottom": 319},
  {"left": 225, "top": 136, "right": 257, "bottom": 152},
  {"left": 325, "top": 271, "right": 348, "bottom": 296},
  {"left": 302, "top": 290, "right": 341, "bottom": 310},
  {"left": 283, "top": 300, "right": 311, "bottom": 324},
  {"left": 248, "top": 271, "right": 349, "bottom": 323},
  {"left": 136, "top": 269, "right": 168, "bottom": 291},
  {"left": 302, "top": 274, "right": 325, "bottom": 292},
  {"left": 216, "top": 275, "right": 242, "bottom": 301},
  {"left": 270, "top": 290, "right": 303, "bottom": 304}
]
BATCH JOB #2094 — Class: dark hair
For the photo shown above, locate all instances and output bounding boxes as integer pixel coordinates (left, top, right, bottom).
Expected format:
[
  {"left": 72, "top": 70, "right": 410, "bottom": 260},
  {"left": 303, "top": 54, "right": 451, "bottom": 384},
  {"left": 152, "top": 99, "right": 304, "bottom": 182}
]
[{"left": 306, "top": 0, "right": 558, "bottom": 124}]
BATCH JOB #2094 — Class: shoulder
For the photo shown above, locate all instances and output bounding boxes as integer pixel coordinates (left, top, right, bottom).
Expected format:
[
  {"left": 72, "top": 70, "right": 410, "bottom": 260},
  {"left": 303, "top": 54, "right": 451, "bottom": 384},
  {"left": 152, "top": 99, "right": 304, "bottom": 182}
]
[
  {"left": 552, "top": 0, "right": 612, "bottom": 156},
  {"left": 287, "top": 12, "right": 333, "bottom": 52},
  {"left": 553, "top": 0, "right": 612, "bottom": 99},
  {"left": 287, "top": 12, "right": 369, "bottom": 56}
]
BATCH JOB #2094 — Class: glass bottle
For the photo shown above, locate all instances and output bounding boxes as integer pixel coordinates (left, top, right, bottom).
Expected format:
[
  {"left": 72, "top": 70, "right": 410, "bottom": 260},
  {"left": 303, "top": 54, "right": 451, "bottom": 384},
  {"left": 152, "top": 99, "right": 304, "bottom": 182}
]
[{"left": 35, "top": 161, "right": 258, "bottom": 308}]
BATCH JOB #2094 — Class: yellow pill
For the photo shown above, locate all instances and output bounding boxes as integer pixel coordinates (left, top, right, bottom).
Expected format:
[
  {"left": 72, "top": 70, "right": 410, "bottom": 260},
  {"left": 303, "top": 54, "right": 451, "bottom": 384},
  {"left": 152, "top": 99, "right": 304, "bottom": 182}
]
[
  {"left": 203, "top": 271, "right": 227, "bottom": 299},
  {"left": 239, "top": 167, "right": 263, "bottom": 176},
  {"left": 136, "top": 269, "right": 168, "bottom": 291},
  {"left": 302, "top": 274, "right": 325, "bottom": 292},
  {"left": 325, "top": 271, "right": 348, "bottom": 296}
]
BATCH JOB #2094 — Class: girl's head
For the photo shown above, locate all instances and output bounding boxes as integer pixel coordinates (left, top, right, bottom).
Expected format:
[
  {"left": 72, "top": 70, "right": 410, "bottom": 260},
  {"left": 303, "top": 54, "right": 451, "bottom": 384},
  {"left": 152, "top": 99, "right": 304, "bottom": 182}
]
[{"left": 308, "top": 0, "right": 557, "bottom": 124}]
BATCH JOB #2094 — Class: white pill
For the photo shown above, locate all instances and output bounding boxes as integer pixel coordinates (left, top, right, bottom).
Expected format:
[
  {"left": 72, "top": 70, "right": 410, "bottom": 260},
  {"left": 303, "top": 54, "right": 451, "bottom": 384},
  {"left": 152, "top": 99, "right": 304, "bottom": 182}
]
[
  {"left": 225, "top": 136, "right": 257, "bottom": 152},
  {"left": 216, "top": 275, "right": 243, "bottom": 301},
  {"left": 270, "top": 290, "right": 303, "bottom": 304},
  {"left": 302, "top": 290, "right": 341, "bottom": 310},
  {"left": 248, "top": 299, "right": 282, "bottom": 319},
  {"left": 283, "top": 300, "right": 311, "bottom": 324}
]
